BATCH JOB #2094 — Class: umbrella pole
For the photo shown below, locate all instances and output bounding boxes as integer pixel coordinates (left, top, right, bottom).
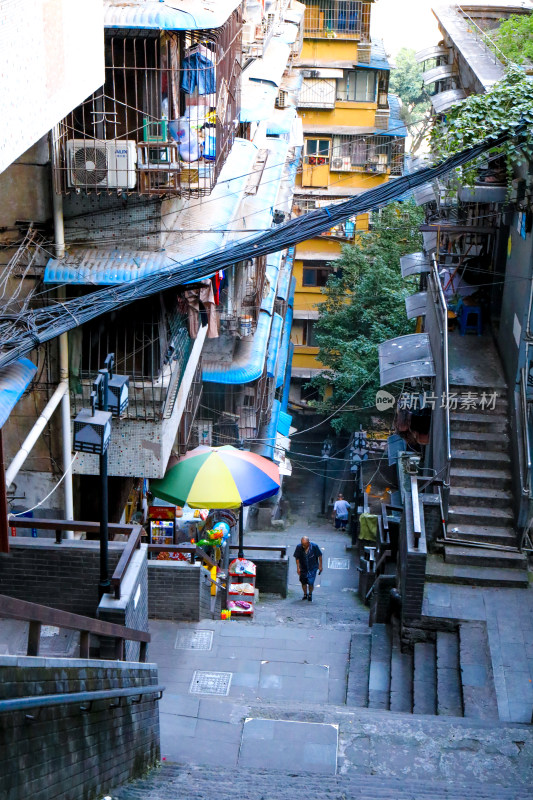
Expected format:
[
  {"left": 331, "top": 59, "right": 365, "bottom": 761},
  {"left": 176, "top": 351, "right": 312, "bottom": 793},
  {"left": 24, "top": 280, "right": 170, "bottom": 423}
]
[{"left": 238, "top": 505, "right": 244, "bottom": 559}]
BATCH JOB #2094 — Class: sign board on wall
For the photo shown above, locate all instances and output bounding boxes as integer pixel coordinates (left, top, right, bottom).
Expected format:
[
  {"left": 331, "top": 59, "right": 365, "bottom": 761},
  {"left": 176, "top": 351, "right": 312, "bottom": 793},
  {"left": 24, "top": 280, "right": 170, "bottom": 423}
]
[{"left": 0, "top": 0, "right": 104, "bottom": 174}]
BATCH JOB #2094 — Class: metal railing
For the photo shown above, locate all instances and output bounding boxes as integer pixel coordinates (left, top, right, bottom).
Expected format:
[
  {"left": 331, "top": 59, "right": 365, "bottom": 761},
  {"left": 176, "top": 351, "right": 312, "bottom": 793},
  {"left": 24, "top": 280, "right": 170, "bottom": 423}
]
[
  {"left": 0, "top": 594, "right": 150, "bottom": 662},
  {"left": 228, "top": 544, "right": 287, "bottom": 557},
  {"left": 428, "top": 256, "right": 452, "bottom": 488},
  {"left": 0, "top": 684, "right": 164, "bottom": 716},
  {"left": 520, "top": 366, "right": 531, "bottom": 496},
  {"left": 457, "top": 5, "right": 509, "bottom": 66},
  {"left": 148, "top": 543, "right": 217, "bottom": 569}
]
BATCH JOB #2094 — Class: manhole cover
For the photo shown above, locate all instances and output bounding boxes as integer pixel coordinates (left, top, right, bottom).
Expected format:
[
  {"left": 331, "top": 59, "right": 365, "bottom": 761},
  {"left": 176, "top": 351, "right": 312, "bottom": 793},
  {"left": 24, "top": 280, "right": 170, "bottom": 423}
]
[
  {"left": 190, "top": 670, "right": 232, "bottom": 696},
  {"left": 328, "top": 557, "right": 350, "bottom": 570},
  {"left": 174, "top": 629, "right": 214, "bottom": 651}
]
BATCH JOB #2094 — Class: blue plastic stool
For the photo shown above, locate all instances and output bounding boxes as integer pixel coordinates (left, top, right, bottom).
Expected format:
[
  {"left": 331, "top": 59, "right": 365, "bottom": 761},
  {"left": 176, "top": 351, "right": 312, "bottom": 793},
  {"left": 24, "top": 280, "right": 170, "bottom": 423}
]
[{"left": 458, "top": 304, "right": 482, "bottom": 335}]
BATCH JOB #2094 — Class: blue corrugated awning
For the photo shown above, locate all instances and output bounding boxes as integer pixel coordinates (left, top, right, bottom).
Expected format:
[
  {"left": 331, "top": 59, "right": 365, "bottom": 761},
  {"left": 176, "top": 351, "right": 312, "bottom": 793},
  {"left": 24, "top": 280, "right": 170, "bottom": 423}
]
[
  {"left": 203, "top": 310, "right": 272, "bottom": 384},
  {"left": 288, "top": 275, "right": 296, "bottom": 308},
  {"left": 256, "top": 399, "right": 281, "bottom": 460},
  {"left": 266, "top": 313, "right": 284, "bottom": 378},
  {"left": 276, "top": 246, "right": 294, "bottom": 301},
  {"left": 103, "top": 0, "right": 242, "bottom": 30},
  {"left": 266, "top": 107, "right": 297, "bottom": 137},
  {"left": 0, "top": 358, "right": 37, "bottom": 429},
  {"left": 281, "top": 342, "right": 293, "bottom": 412},
  {"left": 276, "top": 304, "right": 293, "bottom": 390},
  {"left": 278, "top": 411, "right": 292, "bottom": 437},
  {"left": 387, "top": 94, "right": 408, "bottom": 138},
  {"left": 44, "top": 139, "right": 258, "bottom": 285},
  {"left": 240, "top": 81, "right": 279, "bottom": 123}
]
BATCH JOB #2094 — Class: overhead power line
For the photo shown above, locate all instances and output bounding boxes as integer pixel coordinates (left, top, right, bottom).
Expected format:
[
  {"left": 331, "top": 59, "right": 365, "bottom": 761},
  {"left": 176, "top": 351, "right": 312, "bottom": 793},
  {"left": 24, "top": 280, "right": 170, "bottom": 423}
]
[{"left": 0, "top": 122, "right": 527, "bottom": 369}]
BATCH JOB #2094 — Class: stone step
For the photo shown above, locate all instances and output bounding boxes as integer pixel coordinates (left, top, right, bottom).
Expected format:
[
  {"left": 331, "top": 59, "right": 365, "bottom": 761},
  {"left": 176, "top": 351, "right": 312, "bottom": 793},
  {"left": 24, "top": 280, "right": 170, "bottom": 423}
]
[
  {"left": 425, "top": 555, "right": 529, "bottom": 588},
  {"left": 347, "top": 633, "right": 371, "bottom": 707},
  {"left": 111, "top": 762, "right": 528, "bottom": 799},
  {"left": 450, "top": 467, "right": 512, "bottom": 490},
  {"left": 459, "top": 622, "right": 499, "bottom": 721},
  {"left": 447, "top": 505, "right": 514, "bottom": 529},
  {"left": 444, "top": 544, "right": 526, "bottom": 570},
  {"left": 448, "top": 486, "right": 513, "bottom": 509},
  {"left": 450, "top": 430, "right": 509, "bottom": 451},
  {"left": 449, "top": 411, "right": 508, "bottom": 433},
  {"left": 436, "top": 631, "right": 463, "bottom": 717},
  {"left": 445, "top": 521, "right": 517, "bottom": 548},
  {"left": 413, "top": 641, "right": 437, "bottom": 715},
  {"left": 368, "top": 623, "right": 392, "bottom": 711},
  {"left": 389, "top": 619, "right": 413, "bottom": 713},
  {"left": 451, "top": 449, "right": 510, "bottom": 470},
  {"left": 448, "top": 385, "right": 507, "bottom": 414}
]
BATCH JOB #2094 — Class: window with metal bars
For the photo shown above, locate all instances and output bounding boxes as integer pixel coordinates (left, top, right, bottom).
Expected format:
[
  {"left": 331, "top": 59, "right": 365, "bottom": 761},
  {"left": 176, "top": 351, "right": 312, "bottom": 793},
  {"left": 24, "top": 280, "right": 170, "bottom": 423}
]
[
  {"left": 336, "top": 70, "right": 377, "bottom": 102},
  {"left": 303, "top": 1, "right": 370, "bottom": 40},
  {"left": 53, "top": 13, "right": 242, "bottom": 198},
  {"left": 331, "top": 134, "right": 392, "bottom": 172}
]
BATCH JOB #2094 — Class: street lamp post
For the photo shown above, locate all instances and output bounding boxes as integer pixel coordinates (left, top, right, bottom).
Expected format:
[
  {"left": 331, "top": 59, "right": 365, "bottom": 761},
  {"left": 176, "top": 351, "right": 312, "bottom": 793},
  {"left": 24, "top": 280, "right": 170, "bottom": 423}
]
[
  {"left": 350, "top": 426, "right": 368, "bottom": 546},
  {"left": 320, "top": 438, "right": 332, "bottom": 516},
  {"left": 73, "top": 353, "right": 129, "bottom": 598}
]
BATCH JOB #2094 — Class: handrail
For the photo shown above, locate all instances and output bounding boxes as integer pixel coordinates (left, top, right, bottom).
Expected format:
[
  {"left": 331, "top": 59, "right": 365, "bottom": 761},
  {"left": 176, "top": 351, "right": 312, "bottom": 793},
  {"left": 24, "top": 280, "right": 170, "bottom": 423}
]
[
  {"left": 9, "top": 516, "right": 139, "bottom": 546},
  {"left": 411, "top": 475, "right": 422, "bottom": 550},
  {"left": 432, "top": 256, "right": 452, "bottom": 482},
  {"left": 229, "top": 544, "right": 287, "bottom": 558},
  {"left": 0, "top": 685, "right": 165, "bottom": 715},
  {"left": 0, "top": 593, "right": 150, "bottom": 662},
  {"left": 111, "top": 525, "right": 143, "bottom": 599},
  {"left": 520, "top": 366, "right": 531, "bottom": 496},
  {"left": 457, "top": 5, "right": 509, "bottom": 66}
]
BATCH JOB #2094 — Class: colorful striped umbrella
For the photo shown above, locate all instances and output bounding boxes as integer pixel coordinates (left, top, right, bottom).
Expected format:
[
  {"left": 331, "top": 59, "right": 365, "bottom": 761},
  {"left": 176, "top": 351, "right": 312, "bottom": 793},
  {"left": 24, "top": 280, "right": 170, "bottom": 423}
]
[{"left": 151, "top": 446, "right": 281, "bottom": 557}]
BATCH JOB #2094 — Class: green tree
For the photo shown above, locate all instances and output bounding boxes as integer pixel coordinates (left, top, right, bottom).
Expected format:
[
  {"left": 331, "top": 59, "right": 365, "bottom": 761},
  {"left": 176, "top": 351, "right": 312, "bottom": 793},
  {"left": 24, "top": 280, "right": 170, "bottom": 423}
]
[
  {"left": 389, "top": 48, "right": 432, "bottom": 154},
  {"left": 493, "top": 13, "right": 533, "bottom": 65},
  {"left": 310, "top": 201, "right": 424, "bottom": 432}
]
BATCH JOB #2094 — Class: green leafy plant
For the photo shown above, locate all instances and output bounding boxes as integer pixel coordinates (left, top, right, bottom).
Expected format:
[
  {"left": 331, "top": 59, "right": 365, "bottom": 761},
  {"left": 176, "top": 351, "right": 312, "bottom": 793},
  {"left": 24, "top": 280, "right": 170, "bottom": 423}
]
[
  {"left": 309, "top": 201, "right": 424, "bottom": 433},
  {"left": 430, "top": 66, "right": 533, "bottom": 187},
  {"left": 390, "top": 48, "right": 432, "bottom": 154},
  {"left": 493, "top": 13, "right": 533, "bottom": 66}
]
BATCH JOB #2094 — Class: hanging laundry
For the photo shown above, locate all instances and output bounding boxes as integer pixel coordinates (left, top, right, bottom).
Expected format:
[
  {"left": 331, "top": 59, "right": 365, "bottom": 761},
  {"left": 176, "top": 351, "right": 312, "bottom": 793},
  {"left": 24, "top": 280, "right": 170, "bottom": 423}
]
[
  {"left": 181, "top": 52, "right": 216, "bottom": 96},
  {"left": 184, "top": 280, "right": 219, "bottom": 339}
]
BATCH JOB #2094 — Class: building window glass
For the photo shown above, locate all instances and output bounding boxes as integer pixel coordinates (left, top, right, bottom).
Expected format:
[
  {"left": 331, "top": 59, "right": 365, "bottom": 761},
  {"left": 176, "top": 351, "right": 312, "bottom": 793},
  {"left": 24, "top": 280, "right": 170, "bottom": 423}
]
[
  {"left": 304, "top": 138, "right": 331, "bottom": 165},
  {"left": 336, "top": 70, "right": 377, "bottom": 102},
  {"left": 302, "top": 262, "right": 334, "bottom": 287},
  {"left": 291, "top": 319, "right": 319, "bottom": 346}
]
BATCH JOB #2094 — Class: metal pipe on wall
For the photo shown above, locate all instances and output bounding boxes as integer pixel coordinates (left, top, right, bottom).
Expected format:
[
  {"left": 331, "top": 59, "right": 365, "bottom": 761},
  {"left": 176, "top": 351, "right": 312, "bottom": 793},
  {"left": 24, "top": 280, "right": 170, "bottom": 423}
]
[{"left": 51, "top": 131, "right": 74, "bottom": 536}]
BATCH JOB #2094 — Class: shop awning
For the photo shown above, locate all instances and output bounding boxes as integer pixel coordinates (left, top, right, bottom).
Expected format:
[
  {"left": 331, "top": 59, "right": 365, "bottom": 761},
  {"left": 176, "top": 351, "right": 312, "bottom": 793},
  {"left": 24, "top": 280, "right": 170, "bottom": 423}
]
[
  {"left": 0, "top": 358, "right": 37, "bottom": 429},
  {"left": 379, "top": 333, "right": 435, "bottom": 387},
  {"left": 405, "top": 292, "right": 427, "bottom": 320},
  {"left": 400, "top": 252, "right": 431, "bottom": 277}
]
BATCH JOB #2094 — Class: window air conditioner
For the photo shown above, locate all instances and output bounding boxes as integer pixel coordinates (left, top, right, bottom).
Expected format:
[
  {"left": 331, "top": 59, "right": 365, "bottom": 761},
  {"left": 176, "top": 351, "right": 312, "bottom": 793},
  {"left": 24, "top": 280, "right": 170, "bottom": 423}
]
[
  {"left": 67, "top": 139, "right": 137, "bottom": 190},
  {"left": 275, "top": 89, "right": 288, "bottom": 109}
]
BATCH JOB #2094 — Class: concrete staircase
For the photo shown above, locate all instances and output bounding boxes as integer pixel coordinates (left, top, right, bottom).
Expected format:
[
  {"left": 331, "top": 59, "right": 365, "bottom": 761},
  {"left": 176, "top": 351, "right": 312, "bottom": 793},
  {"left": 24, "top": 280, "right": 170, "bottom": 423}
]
[
  {"left": 347, "top": 620, "right": 499, "bottom": 720},
  {"left": 426, "top": 381, "right": 528, "bottom": 588}
]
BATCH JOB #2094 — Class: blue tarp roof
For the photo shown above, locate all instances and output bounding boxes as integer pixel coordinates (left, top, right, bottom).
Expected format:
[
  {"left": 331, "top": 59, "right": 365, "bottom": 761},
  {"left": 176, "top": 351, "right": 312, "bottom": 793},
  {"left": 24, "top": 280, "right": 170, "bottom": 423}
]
[
  {"left": 266, "top": 107, "right": 297, "bottom": 137},
  {"left": 278, "top": 410, "right": 292, "bottom": 437},
  {"left": 266, "top": 313, "right": 284, "bottom": 378},
  {"left": 103, "top": 0, "right": 242, "bottom": 30},
  {"left": 203, "top": 310, "right": 272, "bottom": 384},
  {"left": 276, "top": 304, "right": 293, "bottom": 390},
  {"left": 0, "top": 358, "right": 37, "bottom": 429},
  {"left": 281, "top": 342, "right": 293, "bottom": 412},
  {"left": 256, "top": 399, "right": 281, "bottom": 460}
]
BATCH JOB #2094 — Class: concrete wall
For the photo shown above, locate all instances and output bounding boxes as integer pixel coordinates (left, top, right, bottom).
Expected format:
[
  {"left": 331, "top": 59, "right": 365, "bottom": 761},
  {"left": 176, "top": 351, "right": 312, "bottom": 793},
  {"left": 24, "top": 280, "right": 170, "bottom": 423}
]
[
  {"left": 254, "top": 556, "right": 289, "bottom": 598},
  {"left": 148, "top": 561, "right": 214, "bottom": 621},
  {"left": 0, "top": 656, "right": 159, "bottom": 800},
  {"left": 0, "top": 539, "right": 125, "bottom": 618},
  {"left": 399, "top": 493, "right": 427, "bottom": 623}
]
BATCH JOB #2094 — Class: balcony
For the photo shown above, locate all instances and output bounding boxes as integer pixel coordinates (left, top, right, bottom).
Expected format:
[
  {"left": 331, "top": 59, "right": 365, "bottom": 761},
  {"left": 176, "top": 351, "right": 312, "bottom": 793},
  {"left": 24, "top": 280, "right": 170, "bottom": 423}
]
[
  {"left": 303, "top": 0, "right": 370, "bottom": 41},
  {"left": 53, "top": 18, "right": 241, "bottom": 198}
]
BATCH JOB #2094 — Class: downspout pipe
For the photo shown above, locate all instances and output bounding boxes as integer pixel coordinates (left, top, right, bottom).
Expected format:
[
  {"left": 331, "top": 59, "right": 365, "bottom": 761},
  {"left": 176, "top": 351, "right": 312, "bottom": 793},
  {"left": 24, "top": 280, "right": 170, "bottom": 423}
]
[{"left": 51, "top": 127, "right": 74, "bottom": 536}]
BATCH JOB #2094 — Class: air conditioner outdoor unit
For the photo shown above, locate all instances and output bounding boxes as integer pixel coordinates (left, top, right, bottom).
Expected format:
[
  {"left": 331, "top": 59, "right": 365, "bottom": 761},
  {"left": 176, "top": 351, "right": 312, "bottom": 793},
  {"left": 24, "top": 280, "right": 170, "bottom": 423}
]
[
  {"left": 275, "top": 89, "right": 288, "bottom": 109},
  {"left": 331, "top": 157, "right": 344, "bottom": 170},
  {"left": 331, "top": 157, "right": 352, "bottom": 171},
  {"left": 67, "top": 139, "right": 137, "bottom": 190}
]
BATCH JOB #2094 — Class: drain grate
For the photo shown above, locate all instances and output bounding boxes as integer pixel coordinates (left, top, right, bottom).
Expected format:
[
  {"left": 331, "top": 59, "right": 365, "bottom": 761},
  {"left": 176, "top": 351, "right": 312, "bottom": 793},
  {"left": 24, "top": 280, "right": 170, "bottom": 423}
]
[
  {"left": 189, "top": 670, "right": 232, "bottom": 696},
  {"left": 328, "top": 557, "right": 350, "bottom": 570},
  {"left": 174, "top": 629, "right": 214, "bottom": 651}
]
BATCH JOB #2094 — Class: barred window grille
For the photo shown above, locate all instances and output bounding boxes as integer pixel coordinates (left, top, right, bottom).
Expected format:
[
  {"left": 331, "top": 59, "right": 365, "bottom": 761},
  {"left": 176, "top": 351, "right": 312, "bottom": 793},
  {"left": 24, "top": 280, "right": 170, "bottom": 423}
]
[
  {"left": 336, "top": 70, "right": 377, "bottom": 103},
  {"left": 303, "top": 1, "right": 370, "bottom": 41}
]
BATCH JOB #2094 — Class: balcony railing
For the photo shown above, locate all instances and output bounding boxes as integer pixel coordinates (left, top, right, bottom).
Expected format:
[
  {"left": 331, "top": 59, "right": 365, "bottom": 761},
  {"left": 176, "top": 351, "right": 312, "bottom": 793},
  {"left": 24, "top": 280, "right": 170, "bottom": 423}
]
[
  {"left": 52, "top": 13, "right": 242, "bottom": 198},
  {"left": 303, "top": 1, "right": 369, "bottom": 41}
]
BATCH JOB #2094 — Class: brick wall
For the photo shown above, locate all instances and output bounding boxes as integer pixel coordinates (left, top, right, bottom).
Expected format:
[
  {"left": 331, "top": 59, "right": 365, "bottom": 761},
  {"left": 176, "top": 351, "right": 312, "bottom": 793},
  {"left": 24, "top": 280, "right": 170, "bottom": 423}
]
[
  {"left": 148, "top": 562, "right": 213, "bottom": 621},
  {"left": 254, "top": 557, "right": 289, "bottom": 597},
  {"left": 0, "top": 539, "right": 125, "bottom": 618},
  {"left": 421, "top": 495, "right": 442, "bottom": 553},
  {"left": 0, "top": 655, "right": 160, "bottom": 800},
  {"left": 98, "top": 545, "right": 149, "bottom": 661}
]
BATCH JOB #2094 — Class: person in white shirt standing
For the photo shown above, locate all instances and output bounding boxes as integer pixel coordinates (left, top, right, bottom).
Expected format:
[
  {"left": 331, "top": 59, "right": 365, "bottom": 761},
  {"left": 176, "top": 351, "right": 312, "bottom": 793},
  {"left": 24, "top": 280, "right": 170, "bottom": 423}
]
[{"left": 332, "top": 493, "right": 351, "bottom": 531}]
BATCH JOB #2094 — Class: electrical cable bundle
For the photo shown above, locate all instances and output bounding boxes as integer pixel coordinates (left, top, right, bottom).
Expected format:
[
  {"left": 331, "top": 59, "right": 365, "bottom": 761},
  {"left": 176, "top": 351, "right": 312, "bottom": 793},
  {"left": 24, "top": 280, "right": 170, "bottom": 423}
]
[{"left": 0, "top": 122, "right": 527, "bottom": 369}]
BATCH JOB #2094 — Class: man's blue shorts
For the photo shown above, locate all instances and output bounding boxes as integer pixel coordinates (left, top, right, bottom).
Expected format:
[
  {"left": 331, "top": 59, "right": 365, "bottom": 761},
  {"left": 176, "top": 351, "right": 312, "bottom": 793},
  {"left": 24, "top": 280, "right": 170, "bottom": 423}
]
[{"left": 300, "top": 568, "right": 318, "bottom": 586}]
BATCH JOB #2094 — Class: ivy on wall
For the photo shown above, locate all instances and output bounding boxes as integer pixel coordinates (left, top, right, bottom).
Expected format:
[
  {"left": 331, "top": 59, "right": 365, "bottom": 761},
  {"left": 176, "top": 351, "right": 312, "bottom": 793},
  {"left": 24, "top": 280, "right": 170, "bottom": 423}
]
[{"left": 430, "top": 66, "right": 533, "bottom": 187}]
